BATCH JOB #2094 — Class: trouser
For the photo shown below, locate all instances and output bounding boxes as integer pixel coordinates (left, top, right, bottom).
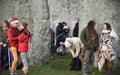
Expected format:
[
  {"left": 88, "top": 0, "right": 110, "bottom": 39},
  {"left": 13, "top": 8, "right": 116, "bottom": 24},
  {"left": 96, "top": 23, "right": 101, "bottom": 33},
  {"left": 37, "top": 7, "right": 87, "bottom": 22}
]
[
  {"left": 10, "top": 47, "right": 18, "bottom": 72},
  {"left": 1, "top": 47, "right": 9, "bottom": 69},
  {"left": 50, "top": 45, "right": 55, "bottom": 56},
  {"left": 55, "top": 38, "right": 60, "bottom": 50},
  {"left": 93, "top": 51, "right": 98, "bottom": 67},
  {"left": 20, "top": 52, "right": 28, "bottom": 74},
  {"left": 82, "top": 50, "right": 94, "bottom": 74}
]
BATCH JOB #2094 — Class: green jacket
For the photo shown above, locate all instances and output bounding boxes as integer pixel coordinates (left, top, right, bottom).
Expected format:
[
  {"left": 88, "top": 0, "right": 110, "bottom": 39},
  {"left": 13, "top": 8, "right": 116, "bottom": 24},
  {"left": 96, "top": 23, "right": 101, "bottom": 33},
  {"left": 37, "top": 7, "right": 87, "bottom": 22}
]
[
  {"left": 80, "top": 27, "right": 99, "bottom": 51},
  {"left": 0, "top": 26, "right": 8, "bottom": 44}
]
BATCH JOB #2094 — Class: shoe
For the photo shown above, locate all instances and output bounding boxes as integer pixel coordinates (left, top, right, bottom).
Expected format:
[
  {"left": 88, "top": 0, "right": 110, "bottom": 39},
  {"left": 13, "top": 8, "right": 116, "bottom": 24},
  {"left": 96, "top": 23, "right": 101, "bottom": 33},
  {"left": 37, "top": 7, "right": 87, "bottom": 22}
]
[
  {"left": 10, "top": 72, "right": 14, "bottom": 75},
  {"left": 22, "top": 68, "right": 28, "bottom": 75},
  {"left": 14, "top": 71, "right": 19, "bottom": 75},
  {"left": 50, "top": 55, "right": 54, "bottom": 59},
  {"left": 82, "top": 73, "right": 87, "bottom": 75}
]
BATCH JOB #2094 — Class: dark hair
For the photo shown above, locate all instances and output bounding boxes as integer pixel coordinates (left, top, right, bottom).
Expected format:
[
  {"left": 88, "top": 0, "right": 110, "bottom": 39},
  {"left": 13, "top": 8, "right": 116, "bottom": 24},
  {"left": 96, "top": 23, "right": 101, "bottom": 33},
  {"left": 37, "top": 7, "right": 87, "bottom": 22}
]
[
  {"left": 87, "top": 20, "right": 97, "bottom": 40},
  {"left": 62, "top": 22, "right": 67, "bottom": 26},
  {"left": 2, "top": 20, "right": 10, "bottom": 27},
  {"left": 58, "top": 22, "right": 63, "bottom": 29},
  {"left": 21, "top": 22, "right": 28, "bottom": 28},
  {"left": 75, "top": 22, "right": 79, "bottom": 27},
  {"left": 104, "top": 23, "right": 112, "bottom": 31},
  {"left": 87, "top": 20, "right": 96, "bottom": 29}
]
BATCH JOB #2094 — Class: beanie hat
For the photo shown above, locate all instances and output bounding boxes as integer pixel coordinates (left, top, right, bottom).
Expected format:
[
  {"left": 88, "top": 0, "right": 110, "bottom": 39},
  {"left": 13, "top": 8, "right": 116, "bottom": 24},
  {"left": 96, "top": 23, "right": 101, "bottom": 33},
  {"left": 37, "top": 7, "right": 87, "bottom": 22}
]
[
  {"left": 11, "top": 18, "right": 19, "bottom": 25},
  {"left": 64, "top": 40, "right": 72, "bottom": 48}
]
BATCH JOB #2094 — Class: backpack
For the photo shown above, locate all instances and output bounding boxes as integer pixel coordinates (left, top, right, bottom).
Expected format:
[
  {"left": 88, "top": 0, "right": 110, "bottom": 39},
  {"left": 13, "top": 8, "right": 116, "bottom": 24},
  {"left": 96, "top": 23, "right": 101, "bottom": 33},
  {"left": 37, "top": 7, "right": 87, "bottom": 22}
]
[{"left": 70, "top": 57, "right": 82, "bottom": 71}]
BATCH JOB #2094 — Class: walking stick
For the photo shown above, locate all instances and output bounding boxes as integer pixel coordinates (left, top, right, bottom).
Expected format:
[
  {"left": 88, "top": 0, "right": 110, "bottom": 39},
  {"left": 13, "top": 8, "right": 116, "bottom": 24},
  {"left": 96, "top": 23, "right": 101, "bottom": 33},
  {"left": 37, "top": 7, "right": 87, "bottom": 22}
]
[
  {"left": 0, "top": 42, "right": 3, "bottom": 68},
  {"left": 8, "top": 44, "right": 11, "bottom": 70},
  {"left": 0, "top": 45, "right": 1, "bottom": 68}
]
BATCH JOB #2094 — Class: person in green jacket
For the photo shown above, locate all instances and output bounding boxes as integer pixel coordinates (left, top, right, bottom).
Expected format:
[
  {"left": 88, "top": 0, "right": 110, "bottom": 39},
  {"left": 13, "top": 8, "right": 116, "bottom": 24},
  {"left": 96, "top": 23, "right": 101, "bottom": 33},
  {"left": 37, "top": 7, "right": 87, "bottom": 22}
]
[
  {"left": 80, "top": 20, "right": 99, "bottom": 75},
  {"left": 0, "top": 20, "right": 10, "bottom": 69}
]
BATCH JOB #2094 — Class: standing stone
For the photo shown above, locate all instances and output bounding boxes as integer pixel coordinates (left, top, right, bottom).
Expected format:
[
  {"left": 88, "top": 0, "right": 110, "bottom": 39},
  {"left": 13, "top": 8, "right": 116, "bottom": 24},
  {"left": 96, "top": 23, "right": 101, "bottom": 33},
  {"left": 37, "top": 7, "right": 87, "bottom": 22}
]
[
  {"left": 0, "top": 0, "right": 50, "bottom": 65},
  {"left": 48, "top": 0, "right": 82, "bottom": 36},
  {"left": 29, "top": 0, "right": 50, "bottom": 65},
  {"left": 79, "top": 0, "right": 120, "bottom": 67},
  {"left": 0, "top": 0, "right": 120, "bottom": 66}
]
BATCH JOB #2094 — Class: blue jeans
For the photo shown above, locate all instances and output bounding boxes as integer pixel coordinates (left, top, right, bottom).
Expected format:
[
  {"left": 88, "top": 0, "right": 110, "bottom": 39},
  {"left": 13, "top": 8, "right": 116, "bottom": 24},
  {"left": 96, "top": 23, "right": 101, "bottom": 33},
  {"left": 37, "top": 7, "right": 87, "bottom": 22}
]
[{"left": 20, "top": 52, "right": 28, "bottom": 69}]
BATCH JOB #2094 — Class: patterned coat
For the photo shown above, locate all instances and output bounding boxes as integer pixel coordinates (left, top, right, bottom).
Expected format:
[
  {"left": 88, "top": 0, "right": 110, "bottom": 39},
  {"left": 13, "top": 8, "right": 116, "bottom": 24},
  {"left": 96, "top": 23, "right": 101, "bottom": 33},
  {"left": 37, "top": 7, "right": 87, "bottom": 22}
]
[{"left": 98, "top": 29, "right": 119, "bottom": 71}]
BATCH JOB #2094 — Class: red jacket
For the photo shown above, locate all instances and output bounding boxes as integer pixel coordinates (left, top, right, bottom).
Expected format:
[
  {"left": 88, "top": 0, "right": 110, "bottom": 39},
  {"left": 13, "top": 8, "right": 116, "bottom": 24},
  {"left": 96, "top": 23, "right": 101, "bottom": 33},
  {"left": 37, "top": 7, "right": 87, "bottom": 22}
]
[
  {"left": 18, "top": 29, "right": 31, "bottom": 52},
  {"left": 7, "top": 26, "right": 19, "bottom": 47}
]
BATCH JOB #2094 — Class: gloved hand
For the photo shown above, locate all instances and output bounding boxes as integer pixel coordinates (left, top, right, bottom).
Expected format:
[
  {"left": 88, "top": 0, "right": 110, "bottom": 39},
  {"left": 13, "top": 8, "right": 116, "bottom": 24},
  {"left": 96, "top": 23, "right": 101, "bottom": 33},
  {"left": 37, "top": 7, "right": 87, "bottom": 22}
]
[
  {"left": 3, "top": 44, "right": 7, "bottom": 47},
  {"left": 73, "top": 54, "right": 78, "bottom": 58},
  {"left": 0, "top": 42, "right": 3, "bottom": 45}
]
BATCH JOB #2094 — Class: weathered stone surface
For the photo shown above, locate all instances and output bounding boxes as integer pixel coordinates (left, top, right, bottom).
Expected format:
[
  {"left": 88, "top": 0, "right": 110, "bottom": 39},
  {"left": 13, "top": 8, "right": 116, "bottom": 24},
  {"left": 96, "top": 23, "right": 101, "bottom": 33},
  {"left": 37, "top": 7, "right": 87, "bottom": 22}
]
[
  {"left": 0, "top": 0, "right": 120, "bottom": 66},
  {"left": 78, "top": 0, "right": 120, "bottom": 67},
  {"left": 48, "top": 0, "right": 81, "bottom": 36},
  {"left": 29, "top": 0, "right": 50, "bottom": 65},
  {"left": 0, "top": 0, "right": 50, "bottom": 65},
  {"left": 48, "top": 0, "right": 120, "bottom": 67}
]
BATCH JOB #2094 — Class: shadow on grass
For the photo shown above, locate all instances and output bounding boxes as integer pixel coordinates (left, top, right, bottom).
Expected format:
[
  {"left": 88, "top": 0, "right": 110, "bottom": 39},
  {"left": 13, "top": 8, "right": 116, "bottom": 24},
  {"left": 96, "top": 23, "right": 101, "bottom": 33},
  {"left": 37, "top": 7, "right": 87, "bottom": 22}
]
[{"left": 0, "top": 53, "right": 120, "bottom": 75}]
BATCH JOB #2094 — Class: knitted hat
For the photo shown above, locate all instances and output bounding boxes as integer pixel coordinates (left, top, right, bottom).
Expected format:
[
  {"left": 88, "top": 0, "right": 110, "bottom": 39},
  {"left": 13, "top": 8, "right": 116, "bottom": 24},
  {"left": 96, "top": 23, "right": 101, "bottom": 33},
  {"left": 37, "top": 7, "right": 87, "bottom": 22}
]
[{"left": 11, "top": 18, "right": 19, "bottom": 25}]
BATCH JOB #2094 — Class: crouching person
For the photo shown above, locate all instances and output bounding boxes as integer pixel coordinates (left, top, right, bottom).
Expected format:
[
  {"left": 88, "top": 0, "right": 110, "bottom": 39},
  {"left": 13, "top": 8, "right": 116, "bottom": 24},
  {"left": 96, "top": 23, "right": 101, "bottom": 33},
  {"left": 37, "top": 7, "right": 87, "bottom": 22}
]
[
  {"left": 60, "top": 37, "right": 82, "bottom": 70},
  {"left": 18, "top": 22, "right": 31, "bottom": 75}
]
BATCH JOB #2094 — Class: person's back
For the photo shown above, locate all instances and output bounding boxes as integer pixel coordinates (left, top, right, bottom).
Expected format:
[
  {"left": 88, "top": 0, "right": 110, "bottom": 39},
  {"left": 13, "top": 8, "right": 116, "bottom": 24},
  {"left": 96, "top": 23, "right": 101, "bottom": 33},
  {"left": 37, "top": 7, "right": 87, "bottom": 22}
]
[
  {"left": 56, "top": 22, "right": 63, "bottom": 37},
  {"left": 64, "top": 37, "right": 82, "bottom": 70},
  {"left": 8, "top": 26, "right": 19, "bottom": 47},
  {"left": 73, "top": 22, "right": 79, "bottom": 37},
  {"left": 71, "top": 37, "right": 81, "bottom": 46},
  {"left": 65, "top": 37, "right": 82, "bottom": 58},
  {"left": 61, "top": 22, "right": 69, "bottom": 42}
]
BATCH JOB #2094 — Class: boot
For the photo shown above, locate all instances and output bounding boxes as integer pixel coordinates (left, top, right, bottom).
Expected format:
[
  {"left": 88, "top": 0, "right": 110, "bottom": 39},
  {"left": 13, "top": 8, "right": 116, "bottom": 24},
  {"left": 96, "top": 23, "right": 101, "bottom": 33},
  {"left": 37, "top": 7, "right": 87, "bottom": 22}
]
[
  {"left": 108, "top": 68, "right": 112, "bottom": 75},
  {"left": 22, "top": 68, "right": 28, "bottom": 75},
  {"left": 105, "top": 68, "right": 108, "bottom": 75}
]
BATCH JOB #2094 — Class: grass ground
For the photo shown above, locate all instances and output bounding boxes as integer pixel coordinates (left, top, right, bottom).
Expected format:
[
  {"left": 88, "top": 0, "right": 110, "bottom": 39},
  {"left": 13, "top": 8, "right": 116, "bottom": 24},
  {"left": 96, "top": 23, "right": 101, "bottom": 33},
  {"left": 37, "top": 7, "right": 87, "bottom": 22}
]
[{"left": 0, "top": 53, "right": 120, "bottom": 75}]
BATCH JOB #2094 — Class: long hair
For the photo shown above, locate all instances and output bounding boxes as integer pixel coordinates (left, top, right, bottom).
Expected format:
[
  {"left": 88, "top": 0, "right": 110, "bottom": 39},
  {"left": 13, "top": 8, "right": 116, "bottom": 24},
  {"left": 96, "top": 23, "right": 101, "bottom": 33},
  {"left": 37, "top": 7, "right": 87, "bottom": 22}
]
[
  {"left": 104, "top": 23, "right": 112, "bottom": 31},
  {"left": 87, "top": 20, "right": 97, "bottom": 40},
  {"left": 2, "top": 20, "right": 10, "bottom": 28}
]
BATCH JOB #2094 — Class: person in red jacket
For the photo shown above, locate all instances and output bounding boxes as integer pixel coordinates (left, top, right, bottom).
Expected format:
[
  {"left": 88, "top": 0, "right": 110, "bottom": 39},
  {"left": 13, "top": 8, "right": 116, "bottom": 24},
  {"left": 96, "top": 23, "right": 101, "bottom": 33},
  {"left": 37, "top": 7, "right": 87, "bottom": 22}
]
[
  {"left": 18, "top": 22, "right": 31, "bottom": 75},
  {"left": 7, "top": 18, "right": 20, "bottom": 75}
]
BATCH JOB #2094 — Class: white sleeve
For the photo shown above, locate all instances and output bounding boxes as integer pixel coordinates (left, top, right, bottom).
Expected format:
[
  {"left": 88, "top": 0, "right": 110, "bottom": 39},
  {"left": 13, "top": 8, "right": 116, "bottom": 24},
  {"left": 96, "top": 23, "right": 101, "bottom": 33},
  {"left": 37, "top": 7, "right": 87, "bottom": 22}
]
[{"left": 110, "top": 29, "right": 119, "bottom": 41}]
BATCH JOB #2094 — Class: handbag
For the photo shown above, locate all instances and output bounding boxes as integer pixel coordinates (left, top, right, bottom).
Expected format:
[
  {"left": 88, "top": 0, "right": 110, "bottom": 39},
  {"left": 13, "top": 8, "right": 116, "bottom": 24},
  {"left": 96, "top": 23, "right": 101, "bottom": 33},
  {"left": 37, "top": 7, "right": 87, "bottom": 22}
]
[
  {"left": 70, "top": 57, "right": 82, "bottom": 71},
  {"left": 56, "top": 46, "right": 63, "bottom": 53}
]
